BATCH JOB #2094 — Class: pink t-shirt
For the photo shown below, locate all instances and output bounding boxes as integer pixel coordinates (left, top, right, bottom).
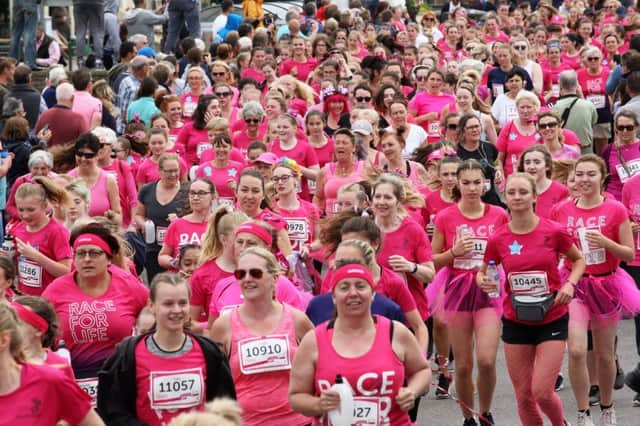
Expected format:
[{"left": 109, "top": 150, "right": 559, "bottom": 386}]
[
  {"left": 135, "top": 335, "right": 207, "bottom": 426},
  {"left": 541, "top": 61, "right": 574, "bottom": 104},
  {"left": 434, "top": 204, "right": 509, "bottom": 272},
  {"left": 102, "top": 159, "right": 138, "bottom": 227},
  {"left": 190, "top": 259, "right": 234, "bottom": 322},
  {"left": 605, "top": 141, "right": 640, "bottom": 201},
  {"left": 163, "top": 217, "right": 209, "bottom": 258},
  {"left": 270, "top": 140, "right": 319, "bottom": 201},
  {"left": 209, "top": 275, "right": 309, "bottom": 319},
  {"left": 310, "top": 138, "right": 335, "bottom": 169},
  {"left": 482, "top": 32, "right": 510, "bottom": 44},
  {"left": 42, "top": 265, "right": 149, "bottom": 376},
  {"left": 537, "top": 181, "right": 569, "bottom": 219},
  {"left": 241, "top": 67, "right": 265, "bottom": 83},
  {"left": 322, "top": 160, "right": 366, "bottom": 214},
  {"left": 622, "top": 172, "right": 640, "bottom": 267},
  {"left": 12, "top": 218, "right": 72, "bottom": 296},
  {"left": 175, "top": 121, "right": 210, "bottom": 166},
  {"left": 435, "top": 39, "right": 465, "bottom": 64},
  {"left": 278, "top": 58, "right": 318, "bottom": 82},
  {"left": 484, "top": 218, "right": 574, "bottom": 324},
  {"left": 72, "top": 91, "right": 102, "bottom": 130},
  {"left": 232, "top": 128, "right": 267, "bottom": 154},
  {"left": 68, "top": 168, "right": 112, "bottom": 217},
  {"left": 578, "top": 68, "right": 610, "bottom": 104},
  {"left": 496, "top": 121, "right": 542, "bottom": 177},
  {"left": 195, "top": 160, "right": 243, "bottom": 203},
  {"left": 0, "top": 363, "right": 92, "bottom": 425},
  {"left": 376, "top": 216, "right": 433, "bottom": 320},
  {"left": 44, "top": 349, "right": 75, "bottom": 380},
  {"left": 408, "top": 91, "right": 456, "bottom": 141},
  {"left": 562, "top": 129, "right": 582, "bottom": 147},
  {"left": 424, "top": 190, "right": 454, "bottom": 229},
  {"left": 180, "top": 93, "right": 200, "bottom": 120},
  {"left": 561, "top": 53, "right": 582, "bottom": 70},
  {"left": 229, "top": 305, "right": 308, "bottom": 426},
  {"left": 200, "top": 146, "right": 247, "bottom": 165},
  {"left": 550, "top": 143, "right": 581, "bottom": 160},
  {"left": 135, "top": 156, "right": 188, "bottom": 186},
  {"left": 550, "top": 197, "right": 629, "bottom": 275},
  {"left": 273, "top": 198, "right": 320, "bottom": 252}
]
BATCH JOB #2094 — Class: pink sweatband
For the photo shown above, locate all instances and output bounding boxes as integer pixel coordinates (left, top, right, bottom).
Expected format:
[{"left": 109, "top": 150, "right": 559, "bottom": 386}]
[
  {"left": 331, "top": 264, "right": 375, "bottom": 291},
  {"left": 235, "top": 222, "right": 273, "bottom": 246},
  {"left": 12, "top": 302, "right": 48, "bottom": 334},
  {"left": 73, "top": 233, "right": 112, "bottom": 255}
]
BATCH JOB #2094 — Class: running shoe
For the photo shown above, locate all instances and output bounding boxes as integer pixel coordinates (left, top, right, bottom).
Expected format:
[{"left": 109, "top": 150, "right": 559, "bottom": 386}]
[
  {"left": 463, "top": 417, "right": 478, "bottom": 426},
  {"left": 600, "top": 406, "right": 617, "bottom": 426},
  {"left": 633, "top": 393, "right": 640, "bottom": 407},
  {"left": 435, "top": 372, "right": 452, "bottom": 399},
  {"left": 614, "top": 359, "right": 625, "bottom": 390},
  {"left": 589, "top": 385, "right": 600, "bottom": 406},
  {"left": 556, "top": 373, "right": 565, "bottom": 392},
  {"left": 479, "top": 411, "right": 494, "bottom": 426},
  {"left": 576, "top": 411, "right": 595, "bottom": 426},
  {"left": 626, "top": 363, "right": 640, "bottom": 393}
]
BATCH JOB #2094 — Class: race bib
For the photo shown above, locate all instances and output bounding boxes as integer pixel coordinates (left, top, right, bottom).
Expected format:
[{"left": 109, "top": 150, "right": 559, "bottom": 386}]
[
  {"left": 552, "top": 84, "right": 560, "bottom": 98},
  {"left": 168, "top": 135, "right": 177, "bottom": 145},
  {"left": 150, "top": 368, "right": 204, "bottom": 410},
  {"left": 453, "top": 238, "right": 487, "bottom": 270},
  {"left": 19, "top": 258, "right": 42, "bottom": 288},
  {"left": 428, "top": 121, "right": 440, "bottom": 136},
  {"left": 183, "top": 102, "right": 196, "bottom": 117},
  {"left": 156, "top": 227, "right": 167, "bottom": 245},
  {"left": 587, "top": 94, "right": 606, "bottom": 109},
  {"left": 217, "top": 197, "right": 235, "bottom": 207},
  {"left": 196, "top": 142, "right": 210, "bottom": 159},
  {"left": 351, "top": 397, "right": 381, "bottom": 425},
  {"left": 286, "top": 218, "right": 309, "bottom": 241},
  {"left": 493, "top": 83, "right": 504, "bottom": 97},
  {"left": 615, "top": 159, "right": 640, "bottom": 183},
  {"left": 308, "top": 179, "right": 317, "bottom": 194},
  {"left": 508, "top": 271, "right": 549, "bottom": 295},
  {"left": 238, "top": 335, "right": 291, "bottom": 374},
  {"left": 506, "top": 104, "right": 518, "bottom": 121},
  {"left": 77, "top": 378, "right": 99, "bottom": 407}
]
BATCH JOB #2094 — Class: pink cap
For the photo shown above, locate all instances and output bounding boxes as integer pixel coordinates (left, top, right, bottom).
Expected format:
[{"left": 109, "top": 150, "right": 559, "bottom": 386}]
[{"left": 254, "top": 153, "right": 278, "bottom": 165}]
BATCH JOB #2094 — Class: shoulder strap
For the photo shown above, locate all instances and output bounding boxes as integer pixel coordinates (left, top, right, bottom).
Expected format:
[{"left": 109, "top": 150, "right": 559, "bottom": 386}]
[{"left": 561, "top": 97, "right": 580, "bottom": 128}]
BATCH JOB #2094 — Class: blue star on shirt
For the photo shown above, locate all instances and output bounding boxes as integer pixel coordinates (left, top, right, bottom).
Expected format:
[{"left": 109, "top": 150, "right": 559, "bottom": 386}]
[
  {"left": 509, "top": 133, "right": 517, "bottom": 141},
  {"left": 228, "top": 168, "right": 237, "bottom": 177},
  {"left": 509, "top": 240, "right": 523, "bottom": 255}
]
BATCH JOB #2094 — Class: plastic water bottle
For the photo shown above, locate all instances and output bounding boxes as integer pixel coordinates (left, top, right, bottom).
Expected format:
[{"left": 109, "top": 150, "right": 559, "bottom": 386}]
[
  {"left": 56, "top": 340, "right": 72, "bottom": 365},
  {"left": 144, "top": 220, "right": 156, "bottom": 244},
  {"left": 328, "top": 374, "right": 354, "bottom": 426},
  {"left": 487, "top": 261, "right": 500, "bottom": 298},
  {"left": 1, "top": 234, "right": 15, "bottom": 259},
  {"left": 189, "top": 164, "right": 198, "bottom": 181}
]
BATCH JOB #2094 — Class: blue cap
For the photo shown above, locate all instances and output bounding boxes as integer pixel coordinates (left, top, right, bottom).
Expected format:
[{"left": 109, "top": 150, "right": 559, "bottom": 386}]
[{"left": 138, "top": 47, "right": 156, "bottom": 58}]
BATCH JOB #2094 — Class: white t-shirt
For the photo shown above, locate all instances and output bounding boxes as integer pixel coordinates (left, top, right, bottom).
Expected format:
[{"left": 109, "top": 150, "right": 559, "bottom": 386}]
[
  {"left": 491, "top": 93, "right": 519, "bottom": 128},
  {"left": 386, "top": 124, "right": 428, "bottom": 159}
]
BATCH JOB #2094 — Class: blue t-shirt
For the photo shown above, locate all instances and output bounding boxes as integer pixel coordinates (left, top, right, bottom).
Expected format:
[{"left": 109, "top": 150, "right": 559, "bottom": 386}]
[{"left": 306, "top": 293, "right": 406, "bottom": 326}]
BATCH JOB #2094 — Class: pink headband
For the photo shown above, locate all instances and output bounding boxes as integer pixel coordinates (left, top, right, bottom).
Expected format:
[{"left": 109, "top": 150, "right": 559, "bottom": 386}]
[
  {"left": 73, "top": 234, "right": 112, "bottom": 255},
  {"left": 12, "top": 302, "right": 48, "bottom": 334},
  {"left": 235, "top": 223, "right": 273, "bottom": 246},
  {"left": 331, "top": 264, "right": 374, "bottom": 291}
]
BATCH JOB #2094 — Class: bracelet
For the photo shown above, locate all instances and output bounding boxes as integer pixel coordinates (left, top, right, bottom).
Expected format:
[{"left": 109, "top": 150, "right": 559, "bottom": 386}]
[{"left": 411, "top": 263, "right": 418, "bottom": 274}]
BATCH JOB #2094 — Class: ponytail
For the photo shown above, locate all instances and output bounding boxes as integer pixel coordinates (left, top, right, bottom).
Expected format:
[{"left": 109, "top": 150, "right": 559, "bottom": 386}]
[{"left": 16, "top": 176, "right": 70, "bottom": 207}]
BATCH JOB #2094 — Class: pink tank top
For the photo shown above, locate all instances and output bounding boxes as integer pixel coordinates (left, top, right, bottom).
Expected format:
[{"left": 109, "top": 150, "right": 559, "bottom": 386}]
[
  {"left": 69, "top": 168, "right": 111, "bottom": 217},
  {"left": 323, "top": 160, "right": 365, "bottom": 214},
  {"left": 229, "top": 305, "right": 308, "bottom": 426},
  {"left": 313, "top": 315, "right": 410, "bottom": 426}
]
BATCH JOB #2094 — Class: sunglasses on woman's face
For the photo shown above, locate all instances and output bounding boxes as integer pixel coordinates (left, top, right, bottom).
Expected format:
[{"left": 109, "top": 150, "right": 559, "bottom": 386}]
[
  {"left": 76, "top": 151, "right": 97, "bottom": 159},
  {"left": 234, "top": 268, "right": 266, "bottom": 280},
  {"left": 617, "top": 125, "right": 636, "bottom": 132},
  {"left": 538, "top": 121, "right": 558, "bottom": 129}
]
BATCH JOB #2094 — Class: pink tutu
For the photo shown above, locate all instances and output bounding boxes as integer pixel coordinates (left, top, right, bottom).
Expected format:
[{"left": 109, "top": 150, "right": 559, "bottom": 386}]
[
  {"left": 426, "top": 267, "right": 503, "bottom": 324},
  {"left": 561, "top": 268, "right": 640, "bottom": 325}
]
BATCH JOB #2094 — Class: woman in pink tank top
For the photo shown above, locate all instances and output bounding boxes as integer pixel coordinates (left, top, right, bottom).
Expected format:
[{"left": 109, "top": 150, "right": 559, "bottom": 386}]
[
  {"left": 289, "top": 264, "right": 430, "bottom": 426},
  {"left": 379, "top": 129, "right": 429, "bottom": 194},
  {"left": 210, "top": 247, "right": 313, "bottom": 426},
  {"left": 314, "top": 129, "right": 367, "bottom": 216}
]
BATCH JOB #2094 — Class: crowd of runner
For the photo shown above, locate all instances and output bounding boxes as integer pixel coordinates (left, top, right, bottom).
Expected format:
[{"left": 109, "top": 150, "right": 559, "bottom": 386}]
[{"left": 3, "top": 0, "right": 640, "bottom": 425}]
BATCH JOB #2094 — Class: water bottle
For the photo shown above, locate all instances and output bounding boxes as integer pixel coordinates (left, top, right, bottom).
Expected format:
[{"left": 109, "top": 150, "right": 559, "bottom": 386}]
[
  {"left": 328, "top": 374, "right": 354, "bottom": 426},
  {"left": 95, "top": 58, "right": 104, "bottom": 70},
  {"left": 56, "top": 340, "right": 72, "bottom": 365},
  {"left": 189, "top": 164, "right": 198, "bottom": 181},
  {"left": 144, "top": 220, "right": 156, "bottom": 244},
  {"left": 487, "top": 261, "right": 500, "bottom": 298},
  {"left": 1, "top": 234, "right": 15, "bottom": 259}
]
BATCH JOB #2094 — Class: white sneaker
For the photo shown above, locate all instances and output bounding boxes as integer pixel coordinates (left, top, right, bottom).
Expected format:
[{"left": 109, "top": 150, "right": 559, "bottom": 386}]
[
  {"left": 576, "top": 412, "right": 595, "bottom": 426},
  {"left": 600, "top": 407, "right": 617, "bottom": 426}
]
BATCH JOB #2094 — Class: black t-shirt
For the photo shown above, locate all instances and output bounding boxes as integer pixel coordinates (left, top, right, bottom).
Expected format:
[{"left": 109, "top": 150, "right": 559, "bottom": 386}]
[
  {"left": 456, "top": 141, "right": 504, "bottom": 207},
  {"left": 138, "top": 181, "right": 189, "bottom": 251}
]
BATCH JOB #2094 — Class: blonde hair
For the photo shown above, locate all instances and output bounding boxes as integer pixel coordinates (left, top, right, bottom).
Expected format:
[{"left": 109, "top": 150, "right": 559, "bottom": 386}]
[
  {"left": 16, "top": 176, "right": 71, "bottom": 207},
  {"left": 552, "top": 159, "right": 576, "bottom": 185},
  {"left": 168, "top": 398, "right": 242, "bottom": 426},
  {"left": 0, "top": 304, "right": 24, "bottom": 361},
  {"left": 206, "top": 117, "right": 230, "bottom": 132},
  {"left": 199, "top": 208, "right": 249, "bottom": 264},
  {"left": 515, "top": 90, "right": 541, "bottom": 110},
  {"left": 238, "top": 246, "right": 279, "bottom": 274},
  {"left": 337, "top": 239, "right": 376, "bottom": 271}
]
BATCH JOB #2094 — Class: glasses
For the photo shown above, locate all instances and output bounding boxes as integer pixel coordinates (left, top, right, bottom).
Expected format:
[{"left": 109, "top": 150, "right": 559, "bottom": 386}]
[
  {"left": 538, "top": 122, "right": 558, "bottom": 129},
  {"left": 244, "top": 118, "right": 261, "bottom": 124},
  {"left": 271, "top": 175, "right": 293, "bottom": 183},
  {"left": 465, "top": 125, "right": 481, "bottom": 131},
  {"left": 587, "top": 57, "right": 600, "bottom": 62},
  {"left": 215, "top": 91, "right": 232, "bottom": 97},
  {"left": 212, "top": 72, "right": 226, "bottom": 77},
  {"left": 415, "top": 75, "right": 428, "bottom": 82},
  {"left": 189, "top": 190, "right": 212, "bottom": 197},
  {"left": 75, "top": 249, "right": 105, "bottom": 259},
  {"left": 234, "top": 268, "right": 266, "bottom": 280},
  {"left": 617, "top": 125, "right": 636, "bottom": 131},
  {"left": 513, "top": 45, "right": 527, "bottom": 50},
  {"left": 76, "top": 151, "right": 97, "bottom": 159},
  {"left": 188, "top": 76, "right": 203, "bottom": 80},
  {"left": 447, "top": 123, "right": 459, "bottom": 130},
  {"left": 161, "top": 168, "right": 180, "bottom": 174},
  {"left": 355, "top": 96, "right": 372, "bottom": 102},
  {"left": 424, "top": 18, "right": 435, "bottom": 22}
]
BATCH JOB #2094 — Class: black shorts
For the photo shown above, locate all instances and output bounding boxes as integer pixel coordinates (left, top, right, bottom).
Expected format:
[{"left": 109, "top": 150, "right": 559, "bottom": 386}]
[{"left": 502, "top": 314, "right": 569, "bottom": 345}]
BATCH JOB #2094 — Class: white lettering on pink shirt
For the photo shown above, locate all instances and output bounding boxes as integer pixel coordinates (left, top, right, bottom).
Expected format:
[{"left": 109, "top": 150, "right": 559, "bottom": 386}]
[
  {"left": 68, "top": 300, "right": 117, "bottom": 344},
  {"left": 566, "top": 215, "right": 607, "bottom": 231}
]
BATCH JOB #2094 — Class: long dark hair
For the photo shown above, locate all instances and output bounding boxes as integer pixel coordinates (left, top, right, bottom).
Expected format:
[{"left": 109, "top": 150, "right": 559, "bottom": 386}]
[{"left": 192, "top": 95, "right": 216, "bottom": 130}]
